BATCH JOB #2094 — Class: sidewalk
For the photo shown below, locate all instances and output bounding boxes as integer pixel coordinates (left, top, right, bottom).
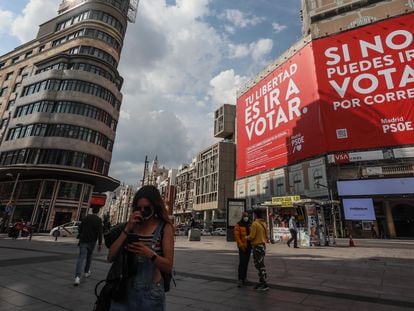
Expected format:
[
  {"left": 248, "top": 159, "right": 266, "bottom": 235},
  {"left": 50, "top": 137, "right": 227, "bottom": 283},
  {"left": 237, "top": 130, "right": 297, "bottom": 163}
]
[{"left": 0, "top": 234, "right": 413, "bottom": 310}]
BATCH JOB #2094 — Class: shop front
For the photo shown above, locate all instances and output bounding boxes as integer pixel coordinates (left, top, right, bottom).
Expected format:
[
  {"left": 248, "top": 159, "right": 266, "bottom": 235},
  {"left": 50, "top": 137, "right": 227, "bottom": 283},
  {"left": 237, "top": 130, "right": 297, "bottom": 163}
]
[{"left": 337, "top": 178, "right": 414, "bottom": 238}]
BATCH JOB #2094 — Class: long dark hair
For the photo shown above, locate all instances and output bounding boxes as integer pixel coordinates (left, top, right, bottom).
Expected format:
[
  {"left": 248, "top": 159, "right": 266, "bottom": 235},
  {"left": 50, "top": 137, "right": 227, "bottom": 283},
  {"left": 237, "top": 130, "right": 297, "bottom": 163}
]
[{"left": 132, "top": 185, "right": 171, "bottom": 224}]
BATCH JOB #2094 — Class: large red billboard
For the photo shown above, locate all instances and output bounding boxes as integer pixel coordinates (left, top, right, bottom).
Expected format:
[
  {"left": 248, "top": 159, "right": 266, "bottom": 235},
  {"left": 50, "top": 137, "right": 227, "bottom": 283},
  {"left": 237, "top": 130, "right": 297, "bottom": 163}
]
[
  {"left": 313, "top": 13, "right": 414, "bottom": 153},
  {"left": 237, "top": 44, "right": 324, "bottom": 178},
  {"left": 237, "top": 13, "right": 414, "bottom": 179}
]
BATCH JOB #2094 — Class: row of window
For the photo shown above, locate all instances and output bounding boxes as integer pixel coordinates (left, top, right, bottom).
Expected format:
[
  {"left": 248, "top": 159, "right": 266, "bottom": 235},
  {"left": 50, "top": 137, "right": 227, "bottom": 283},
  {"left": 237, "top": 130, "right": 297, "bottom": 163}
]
[
  {"left": 6, "top": 122, "right": 114, "bottom": 151},
  {"left": 0, "top": 148, "right": 109, "bottom": 175},
  {"left": 35, "top": 61, "right": 121, "bottom": 90},
  {"left": 56, "top": 10, "right": 124, "bottom": 34},
  {"left": 68, "top": 45, "right": 117, "bottom": 68},
  {"left": 21, "top": 79, "right": 121, "bottom": 110},
  {"left": 52, "top": 28, "right": 120, "bottom": 51},
  {"left": 14, "top": 100, "right": 117, "bottom": 130}
]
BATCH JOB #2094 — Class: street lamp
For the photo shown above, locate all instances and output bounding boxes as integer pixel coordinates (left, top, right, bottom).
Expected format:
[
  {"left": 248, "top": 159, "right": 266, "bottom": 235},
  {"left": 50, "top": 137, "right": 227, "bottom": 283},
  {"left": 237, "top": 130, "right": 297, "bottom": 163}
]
[
  {"left": 5, "top": 172, "right": 20, "bottom": 226},
  {"left": 315, "top": 180, "right": 337, "bottom": 244}
]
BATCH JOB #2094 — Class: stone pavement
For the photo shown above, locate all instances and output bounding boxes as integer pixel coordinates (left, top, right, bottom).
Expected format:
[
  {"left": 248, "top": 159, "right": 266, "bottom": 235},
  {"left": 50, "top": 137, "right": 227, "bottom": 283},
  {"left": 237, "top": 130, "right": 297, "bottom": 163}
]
[{"left": 0, "top": 234, "right": 413, "bottom": 310}]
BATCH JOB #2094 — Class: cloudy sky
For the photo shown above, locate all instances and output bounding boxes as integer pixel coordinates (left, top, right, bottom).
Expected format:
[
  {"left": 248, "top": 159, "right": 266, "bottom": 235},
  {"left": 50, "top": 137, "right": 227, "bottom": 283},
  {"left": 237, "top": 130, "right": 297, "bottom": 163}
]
[{"left": 0, "top": 0, "right": 302, "bottom": 186}]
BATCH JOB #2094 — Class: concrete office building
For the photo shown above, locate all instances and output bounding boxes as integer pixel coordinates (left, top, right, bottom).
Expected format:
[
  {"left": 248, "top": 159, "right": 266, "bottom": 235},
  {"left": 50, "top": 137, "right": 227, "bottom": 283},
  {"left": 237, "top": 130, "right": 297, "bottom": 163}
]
[
  {"left": 0, "top": 0, "right": 138, "bottom": 230},
  {"left": 193, "top": 104, "right": 236, "bottom": 228},
  {"left": 236, "top": 0, "right": 414, "bottom": 238}
]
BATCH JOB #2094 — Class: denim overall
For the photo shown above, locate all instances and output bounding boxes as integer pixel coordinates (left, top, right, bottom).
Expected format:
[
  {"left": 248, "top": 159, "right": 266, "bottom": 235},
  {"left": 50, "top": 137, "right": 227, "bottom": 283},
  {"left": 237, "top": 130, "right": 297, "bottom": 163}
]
[{"left": 110, "top": 221, "right": 165, "bottom": 311}]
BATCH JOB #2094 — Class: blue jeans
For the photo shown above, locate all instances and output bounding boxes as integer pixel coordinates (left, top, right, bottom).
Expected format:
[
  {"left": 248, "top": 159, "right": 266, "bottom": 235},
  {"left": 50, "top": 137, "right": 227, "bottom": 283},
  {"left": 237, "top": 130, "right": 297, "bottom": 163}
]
[
  {"left": 110, "top": 256, "right": 166, "bottom": 311},
  {"left": 75, "top": 242, "right": 96, "bottom": 277}
]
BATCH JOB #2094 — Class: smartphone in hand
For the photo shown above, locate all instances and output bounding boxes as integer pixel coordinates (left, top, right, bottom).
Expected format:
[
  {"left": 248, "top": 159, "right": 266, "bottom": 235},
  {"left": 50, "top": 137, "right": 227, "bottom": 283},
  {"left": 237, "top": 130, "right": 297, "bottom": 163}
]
[{"left": 127, "top": 233, "right": 140, "bottom": 244}]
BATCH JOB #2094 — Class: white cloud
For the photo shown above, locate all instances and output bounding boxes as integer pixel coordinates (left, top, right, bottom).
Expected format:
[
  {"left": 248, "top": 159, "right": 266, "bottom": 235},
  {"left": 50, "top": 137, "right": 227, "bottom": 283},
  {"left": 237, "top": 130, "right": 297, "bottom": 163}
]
[
  {"left": 0, "top": 9, "right": 14, "bottom": 35},
  {"left": 228, "top": 43, "right": 250, "bottom": 59},
  {"left": 11, "top": 0, "right": 58, "bottom": 42},
  {"left": 228, "top": 38, "right": 273, "bottom": 62},
  {"left": 219, "top": 9, "right": 265, "bottom": 29},
  {"left": 209, "top": 69, "right": 248, "bottom": 106},
  {"left": 251, "top": 38, "right": 273, "bottom": 62},
  {"left": 111, "top": 0, "right": 227, "bottom": 184},
  {"left": 272, "top": 22, "right": 287, "bottom": 33}
]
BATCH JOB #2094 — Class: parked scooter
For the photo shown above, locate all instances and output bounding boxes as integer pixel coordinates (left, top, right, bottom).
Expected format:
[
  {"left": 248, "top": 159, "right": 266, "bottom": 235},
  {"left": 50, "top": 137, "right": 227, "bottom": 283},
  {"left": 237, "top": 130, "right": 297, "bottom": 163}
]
[{"left": 7, "top": 220, "right": 32, "bottom": 240}]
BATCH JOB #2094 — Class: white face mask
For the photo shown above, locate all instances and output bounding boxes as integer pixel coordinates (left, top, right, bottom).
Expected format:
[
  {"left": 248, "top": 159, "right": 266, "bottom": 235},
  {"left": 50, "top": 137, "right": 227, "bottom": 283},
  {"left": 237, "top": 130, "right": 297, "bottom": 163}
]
[{"left": 243, "top": 217, "right": 249, "bottom": 222}]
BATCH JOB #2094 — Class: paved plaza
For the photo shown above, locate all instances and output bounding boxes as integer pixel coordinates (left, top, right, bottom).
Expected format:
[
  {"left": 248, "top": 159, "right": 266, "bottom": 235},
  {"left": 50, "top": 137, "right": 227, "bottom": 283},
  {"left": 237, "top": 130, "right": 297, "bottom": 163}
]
[{"left": 0, "top": 234, "right": 414, "bottom": 310}]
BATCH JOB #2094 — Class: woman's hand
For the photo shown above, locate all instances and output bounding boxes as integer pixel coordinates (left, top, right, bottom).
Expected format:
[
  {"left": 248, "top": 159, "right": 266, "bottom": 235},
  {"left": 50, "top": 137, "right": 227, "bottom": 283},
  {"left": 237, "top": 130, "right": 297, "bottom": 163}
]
[
  {"left": 124, "top": 211, "right": 142, "bottom": 232},
  {"left": 128, "top": 242, "right": 154, "bottom": 258}
]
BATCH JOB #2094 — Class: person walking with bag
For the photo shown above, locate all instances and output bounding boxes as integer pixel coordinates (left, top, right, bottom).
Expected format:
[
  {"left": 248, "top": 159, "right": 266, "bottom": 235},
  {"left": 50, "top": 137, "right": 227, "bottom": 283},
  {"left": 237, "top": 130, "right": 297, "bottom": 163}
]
[
  {"left": 234, "top": 212, "right": 251, "bottom": 287},
  {"left": 74, "top": 206, "right": 103, "bottom": 286},
  {"left": 107, "top": 185, "right": 174, "bottom": 311},
  {"left": 246, "top": 208, "right": 269, "bottom": 291}
]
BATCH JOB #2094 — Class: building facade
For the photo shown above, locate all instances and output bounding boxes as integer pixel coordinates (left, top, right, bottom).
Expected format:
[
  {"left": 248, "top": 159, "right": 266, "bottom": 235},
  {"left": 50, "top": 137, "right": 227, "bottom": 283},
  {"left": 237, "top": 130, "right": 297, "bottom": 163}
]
[
  {"left": 236, "top": 0, "right": 414, "bottom": 238},
  {"left": 173, "top": 159, "right": 196, "bottom": 224},
  {"left": 191, "top": 104, "right": 236, "bottom": 228},
  {"left": 0, "top": 0, "right": 136, "bottom": 230}
]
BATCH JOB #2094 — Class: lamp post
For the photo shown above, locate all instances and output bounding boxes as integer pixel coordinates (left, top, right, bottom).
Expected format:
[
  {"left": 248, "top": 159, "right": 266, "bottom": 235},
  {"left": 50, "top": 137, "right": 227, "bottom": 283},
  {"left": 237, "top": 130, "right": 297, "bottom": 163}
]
[
  {"left": 315, "top": 181, "right": 337, "bottom": 244},
  {"left": 5, "top": 172, "right": 20, "bottom": 226}
]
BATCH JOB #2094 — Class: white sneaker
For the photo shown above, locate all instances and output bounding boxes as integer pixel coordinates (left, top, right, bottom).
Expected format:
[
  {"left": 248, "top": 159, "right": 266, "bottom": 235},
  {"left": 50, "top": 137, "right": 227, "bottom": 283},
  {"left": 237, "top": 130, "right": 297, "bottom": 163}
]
[
  {"left": 84, "top": 271, "right": 91, "bottom": 278},
  {"left": 74, "top": 276, "right": 80, "bottom": 286}
]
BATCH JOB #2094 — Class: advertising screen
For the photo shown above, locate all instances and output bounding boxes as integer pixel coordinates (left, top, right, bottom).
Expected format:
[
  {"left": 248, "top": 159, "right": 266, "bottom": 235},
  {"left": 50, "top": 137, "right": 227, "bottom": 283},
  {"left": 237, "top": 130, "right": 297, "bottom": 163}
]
[
  {"left": 236, "top": 44, "right": 324, "bottom": 178},
  {"left": 343, "top": 198, "right": 376, "bottom": 221},
  {"left": 313, "top": 13, "right": 414, "bottom": 152}
]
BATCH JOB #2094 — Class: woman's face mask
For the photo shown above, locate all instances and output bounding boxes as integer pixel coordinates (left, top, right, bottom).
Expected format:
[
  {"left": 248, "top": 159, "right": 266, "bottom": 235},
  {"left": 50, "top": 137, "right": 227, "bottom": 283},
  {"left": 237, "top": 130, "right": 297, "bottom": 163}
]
[{"left": 243, "top": 217, "right": 249, "bottom": 222}]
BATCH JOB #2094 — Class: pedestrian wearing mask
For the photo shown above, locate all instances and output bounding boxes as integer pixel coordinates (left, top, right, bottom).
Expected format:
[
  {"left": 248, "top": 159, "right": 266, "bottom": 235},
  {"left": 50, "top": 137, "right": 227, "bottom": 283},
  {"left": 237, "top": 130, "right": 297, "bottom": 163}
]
[
  {"left": 234, "top": 212, "right": 252, "bottom": 287},
  {"left": 107, "top": 185, "right": 174, "bottom": 311}
]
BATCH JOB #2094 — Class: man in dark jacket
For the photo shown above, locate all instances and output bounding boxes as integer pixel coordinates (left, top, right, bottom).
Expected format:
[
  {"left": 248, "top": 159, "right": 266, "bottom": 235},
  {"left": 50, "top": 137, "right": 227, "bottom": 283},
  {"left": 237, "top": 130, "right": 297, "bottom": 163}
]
[{"left": 74, "top": 206, "right": 103, "bottom": 286}]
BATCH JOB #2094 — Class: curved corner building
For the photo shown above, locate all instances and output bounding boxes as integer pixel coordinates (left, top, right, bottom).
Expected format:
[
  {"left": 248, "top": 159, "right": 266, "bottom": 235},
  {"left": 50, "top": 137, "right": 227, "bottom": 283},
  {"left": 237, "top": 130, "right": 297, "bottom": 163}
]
[{"left": 0, "top": 0, "right": 137, "bottom": 229}]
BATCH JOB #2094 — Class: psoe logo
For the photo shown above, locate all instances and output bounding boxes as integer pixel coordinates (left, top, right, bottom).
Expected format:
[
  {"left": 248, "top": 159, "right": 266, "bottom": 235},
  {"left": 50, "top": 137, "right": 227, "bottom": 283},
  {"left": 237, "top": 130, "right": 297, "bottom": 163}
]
[
  {"left": 291, "top": 133, "right": 304, "bottom": 153},
  {"left": 381, "top": 117, "right": 413, "bottom": 134}
]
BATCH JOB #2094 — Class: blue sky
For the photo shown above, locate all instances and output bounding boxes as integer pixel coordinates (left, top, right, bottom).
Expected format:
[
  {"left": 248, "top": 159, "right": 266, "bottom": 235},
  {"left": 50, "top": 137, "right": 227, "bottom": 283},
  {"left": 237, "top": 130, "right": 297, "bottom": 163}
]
[{"left": 0, "top": 0, "right": 302, "bottom": 185}]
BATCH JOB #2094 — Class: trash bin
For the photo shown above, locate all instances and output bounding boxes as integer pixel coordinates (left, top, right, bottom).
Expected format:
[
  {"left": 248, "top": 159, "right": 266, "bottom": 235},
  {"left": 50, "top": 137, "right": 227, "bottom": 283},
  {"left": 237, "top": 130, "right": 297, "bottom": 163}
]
[{"left": 188, "top": 228, "right": 201, "bottom": 241}]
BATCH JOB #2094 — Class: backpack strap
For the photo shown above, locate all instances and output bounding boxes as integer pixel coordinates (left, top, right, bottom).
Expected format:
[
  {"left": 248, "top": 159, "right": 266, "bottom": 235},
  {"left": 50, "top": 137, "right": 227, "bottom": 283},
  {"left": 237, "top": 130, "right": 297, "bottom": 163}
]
[{"left": 151, "top": 220, "right": 165, "bottom": 251}]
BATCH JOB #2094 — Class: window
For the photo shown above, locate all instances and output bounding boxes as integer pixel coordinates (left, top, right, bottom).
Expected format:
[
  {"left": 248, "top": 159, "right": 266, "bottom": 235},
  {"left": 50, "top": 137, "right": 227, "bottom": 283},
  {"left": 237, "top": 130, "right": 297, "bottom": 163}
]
[
  {"left": 0, "top": 62, "right": 5, "bottom": 69},
  {"left": 12, "top": 57, "right": 19, "bottom": 64},
  {"left": 25, "top": 51, "right": 33, "bottom": 59},
  {"left": 18, "top": 67, "right": 26, "bottom": 75},
  {"left": 42, "top": 181, "right": 56, "bottom": 199},
  {"left": 0, "top": 87, "right": 8, "bottom": 97},
  {"left": 6, "top": 100, "right": 15, "bottom": 110},
  {"left": 38, "top": 45, "right": 45, "bottom": 52},
  {"left": 13, "top": 83, "right": 21, "bottom": 93},
  {"left": 6, "top": 72, "right": 13, "bottom": 80},
  {"left": 58, "top": 182, "right": 82, "bottom": 200}
]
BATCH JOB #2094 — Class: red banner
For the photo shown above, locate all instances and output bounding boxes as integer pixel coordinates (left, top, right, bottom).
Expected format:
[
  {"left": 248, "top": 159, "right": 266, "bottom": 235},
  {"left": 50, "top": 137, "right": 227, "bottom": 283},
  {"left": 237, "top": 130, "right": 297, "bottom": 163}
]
[
  {"left": 236, "top": 13, "right": 414, "bottom": 179},
  {"left": 236, "top": 44, "right": 324, "bottom": 179},
  {"left": 313, "top": 14, "right": 414, "bottom": 152}
]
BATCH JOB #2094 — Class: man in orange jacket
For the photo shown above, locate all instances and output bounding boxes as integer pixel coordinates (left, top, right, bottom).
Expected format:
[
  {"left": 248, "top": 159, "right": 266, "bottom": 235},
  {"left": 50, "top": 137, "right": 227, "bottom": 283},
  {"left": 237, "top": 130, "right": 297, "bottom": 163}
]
[{"left": 234, "top": 212, "right": 252, "bottom": 287}]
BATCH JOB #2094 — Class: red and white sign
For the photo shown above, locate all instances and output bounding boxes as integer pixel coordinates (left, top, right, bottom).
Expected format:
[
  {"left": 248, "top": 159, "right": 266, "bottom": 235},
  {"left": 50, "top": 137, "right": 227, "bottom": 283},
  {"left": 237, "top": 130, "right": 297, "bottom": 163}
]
[
  {"left": 328, "top": 150, "right": 385, "bottom": 163},
  {"left": 313, "top": 13, "right": 414, "bottom": 152},
  {"left": 236, "top": 44, "right": 324, "bottom": 178},
  {"left": 237, "top": 13, "right": 414, "bottom": 179}
]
